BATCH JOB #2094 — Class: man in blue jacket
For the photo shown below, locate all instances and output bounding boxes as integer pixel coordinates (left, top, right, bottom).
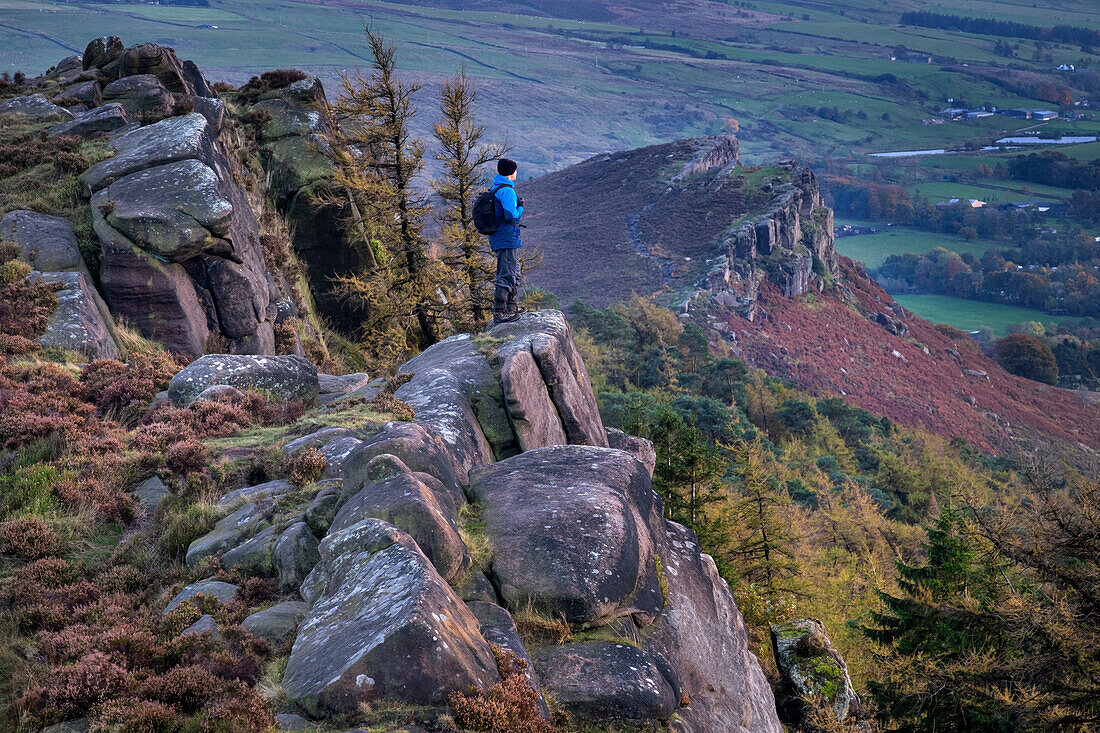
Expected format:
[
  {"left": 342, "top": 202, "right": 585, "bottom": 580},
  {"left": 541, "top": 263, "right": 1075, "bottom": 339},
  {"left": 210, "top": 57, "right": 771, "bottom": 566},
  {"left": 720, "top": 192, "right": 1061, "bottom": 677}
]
[{"left": 489, "top": 158, "right": 524, "bottom": 323}]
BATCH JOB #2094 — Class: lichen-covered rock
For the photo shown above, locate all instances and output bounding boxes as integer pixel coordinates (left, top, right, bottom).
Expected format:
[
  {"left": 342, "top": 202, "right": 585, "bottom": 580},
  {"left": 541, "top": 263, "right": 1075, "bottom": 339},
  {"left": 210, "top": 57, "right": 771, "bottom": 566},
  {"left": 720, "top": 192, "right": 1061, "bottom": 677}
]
[
  {"left": 220, "top": 525, "right": 279, "bottom": 574},
  {"left": 185, "top": 503, "right": 269, "bottom": 567},
  {"left": 95, "top": 209, "right": 210, "bottom": 356},
  {"left": 489, "top": 310, "right": 608, "bottom": 448},
  {"left": 48, "top": 102, "right": 133, "bottom": 138},
  {"left": 83, "top": 36, "right": 123, "bottom": 71},
  {"left": 274, "top": 521, "right": 320, "bottom": 592},
  {"left": 498, "top": 345, "right": 567, "bottom": 451},
  {"left": 284, "top": 518, "right": 499, "bottom": 714},
  {"left": 284, "top": 427, "right": 362, "bottom": 478},
  {"left": 164, "top": 580, "right": 239, "bottom": 613},
  {"left": 29, "top": 271, "right": 119, "bottom": 359},
  {"left": 1, "top": 210, "right": 89, "bottom": 277},
  {"left": 642, "top": 520, "right": 782, "bottom": 733},
  {"left": 606, "top": 427, "right": 656, "bottom": 478},
  {"left": 242, "top": 601, "right": 308, "bottom": 644},
  {"left": 101, "top": 74, "right": 175, "bottom": 122},
  {"left": 168, "top": 354, "right": 319, "bottom": 406},
  {"left": 395, "top": 333, "right": 510, "bottom": 479},
  {"left": 342, "top": 421, "right": 463, "bottom": 508},
  {"left": 216, "top": 479, "right": 295, "bottom": 510},
  {"left": 80, "top": 113, "right": 216, "bottom": 193},
  {"left": 332, "top": 456, "right": 469, "bottom": 582},
  {"left": 304, "top": 480, "right": 341, "bottom": 536},
  {"left": 468, "top": 445, "right": 663, "bottom": 625},
  {"left": 0, "top": 94, "right": 74, "bottom": 121},
  {"left": 770, "top": 618, "right": 859, "bottom": 725},
  {"left": 532, "top": 641, "right": 676, "bottom": 723}
]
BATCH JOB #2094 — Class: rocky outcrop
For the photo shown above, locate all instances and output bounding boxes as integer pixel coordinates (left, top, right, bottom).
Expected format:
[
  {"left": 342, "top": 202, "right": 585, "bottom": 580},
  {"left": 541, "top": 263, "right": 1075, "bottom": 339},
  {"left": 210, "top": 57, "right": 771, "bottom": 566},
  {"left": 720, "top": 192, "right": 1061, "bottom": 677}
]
[
  {"left": 708, "top": 164, "right": 839, "bottom": 311},
  {"left": 771, "top": 619, "right": 859, "bottom": 726},
  {"left": 394, "top": 310, "right": 607, "bottom": 482},
  {"left": 238, "top": 77, "right": 370, "bottom": 333},
  {"left": 283, "top": 518, "right": 499, "bottom": 715},
  {"left": 167, "top": 354, "right": 319, "bottom": 406},
  {"left": 1, "top": 210, "right": 90, "bottom": 278},
  {"left": 162, "top": 309, "right": 778, "bottom": 731},
  {"left": 0, "top": 94, "right": 73, "bottom": 121}
]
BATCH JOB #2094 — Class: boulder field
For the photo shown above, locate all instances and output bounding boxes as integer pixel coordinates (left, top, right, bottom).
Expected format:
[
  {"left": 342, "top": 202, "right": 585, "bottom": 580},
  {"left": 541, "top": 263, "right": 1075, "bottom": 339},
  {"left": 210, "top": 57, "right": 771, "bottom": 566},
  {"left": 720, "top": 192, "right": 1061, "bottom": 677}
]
[
  {"left": 179, "top": 310, "right": 782, "bottom": 732},
  {"left": 3, "top": 38, "right": 297, "bottom": 358}
]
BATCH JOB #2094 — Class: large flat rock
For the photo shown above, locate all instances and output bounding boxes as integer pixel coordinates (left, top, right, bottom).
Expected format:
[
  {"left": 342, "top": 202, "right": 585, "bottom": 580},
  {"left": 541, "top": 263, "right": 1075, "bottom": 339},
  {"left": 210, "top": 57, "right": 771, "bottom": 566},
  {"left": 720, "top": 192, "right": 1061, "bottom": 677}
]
[
  {"left": 0, "top": 94, "right": 73, "bottom": 121},
  {"left": 92, "top": 159, "right": 234, "bottom": 262},
  {"left": 79, "top": 113, "right": 216, "bottom": 193},
  {"left": 168, "top": 354, "right": 319, "bottom": 406},
  {"left": 284, "top": 518, "right": 498, "bottom": 715},
  {"left": 468, "top": 445, "right": 663, "bottom": 625}
]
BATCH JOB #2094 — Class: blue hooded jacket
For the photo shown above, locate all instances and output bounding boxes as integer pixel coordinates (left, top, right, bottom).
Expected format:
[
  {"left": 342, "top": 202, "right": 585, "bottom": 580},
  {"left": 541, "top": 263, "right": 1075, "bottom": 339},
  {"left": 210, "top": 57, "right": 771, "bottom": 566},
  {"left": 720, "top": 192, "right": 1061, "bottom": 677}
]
[{"left": 488, "top": 174, "right": 523, "bottom": 251}]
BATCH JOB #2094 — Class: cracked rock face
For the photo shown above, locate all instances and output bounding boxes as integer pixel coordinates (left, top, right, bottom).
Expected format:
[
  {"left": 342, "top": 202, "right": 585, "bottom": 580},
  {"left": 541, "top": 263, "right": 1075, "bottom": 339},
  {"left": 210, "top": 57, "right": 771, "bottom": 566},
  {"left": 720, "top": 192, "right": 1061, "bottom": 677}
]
[
  {"left": 468, "top": 444, "right": 664, "bottom": 626},
  {"left": 284, "top": 518, "right": 499, "bottom": 715},
  {"left": 92, "top": 159, "right": 234, "bottom": 261},
  {"left": 28, "top": 271, "right": 119, "bottom": 360}
]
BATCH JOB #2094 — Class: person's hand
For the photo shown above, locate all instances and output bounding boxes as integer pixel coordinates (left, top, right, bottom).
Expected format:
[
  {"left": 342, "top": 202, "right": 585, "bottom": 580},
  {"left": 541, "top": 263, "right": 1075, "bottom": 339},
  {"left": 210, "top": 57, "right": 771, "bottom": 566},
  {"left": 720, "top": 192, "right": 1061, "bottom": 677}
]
[{"left": 517, "top": 196, "right": 525, "bottom": 208}]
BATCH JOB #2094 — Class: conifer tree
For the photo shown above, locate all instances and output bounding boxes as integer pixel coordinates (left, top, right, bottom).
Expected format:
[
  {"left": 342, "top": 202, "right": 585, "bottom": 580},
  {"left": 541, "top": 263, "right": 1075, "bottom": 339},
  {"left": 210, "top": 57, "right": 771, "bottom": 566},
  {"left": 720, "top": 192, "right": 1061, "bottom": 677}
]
[
  {"left": 432, "top": 69, "right": 507, "bottom": 328},
  {"left": 728, "top": 440, "right": 800, "bottom": 599},
  {"left": 322, "top": 26, "right": 445, "bottom": 363}
]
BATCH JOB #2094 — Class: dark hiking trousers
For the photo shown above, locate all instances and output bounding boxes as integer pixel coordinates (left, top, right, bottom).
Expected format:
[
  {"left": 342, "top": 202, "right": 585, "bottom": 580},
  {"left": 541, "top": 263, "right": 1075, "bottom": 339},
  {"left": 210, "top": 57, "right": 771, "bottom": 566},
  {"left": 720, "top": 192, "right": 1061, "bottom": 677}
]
[{"left": 495, "top": 246, "right": 519, "bottom": 294}]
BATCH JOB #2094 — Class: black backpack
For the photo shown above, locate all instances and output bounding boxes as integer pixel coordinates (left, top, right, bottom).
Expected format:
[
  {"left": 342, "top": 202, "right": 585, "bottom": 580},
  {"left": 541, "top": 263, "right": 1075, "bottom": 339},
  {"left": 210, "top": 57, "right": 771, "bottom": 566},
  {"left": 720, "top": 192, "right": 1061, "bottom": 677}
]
[{"left": 472, "top": 183, "right": 507, "bottom": 235}]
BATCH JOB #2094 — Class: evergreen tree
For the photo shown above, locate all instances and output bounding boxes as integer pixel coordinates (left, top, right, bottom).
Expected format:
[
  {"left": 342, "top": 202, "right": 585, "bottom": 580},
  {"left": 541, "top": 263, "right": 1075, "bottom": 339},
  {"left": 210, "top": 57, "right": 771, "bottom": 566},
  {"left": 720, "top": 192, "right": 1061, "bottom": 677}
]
[
  {"left": 728, "top": 440, "right": 800, "bottom": 600},
  {"left": 323, "top": 26, "right": 445, "bottom": 364},
  {"left": 432, "top": 69, "right": 507, "bottom": 329}
]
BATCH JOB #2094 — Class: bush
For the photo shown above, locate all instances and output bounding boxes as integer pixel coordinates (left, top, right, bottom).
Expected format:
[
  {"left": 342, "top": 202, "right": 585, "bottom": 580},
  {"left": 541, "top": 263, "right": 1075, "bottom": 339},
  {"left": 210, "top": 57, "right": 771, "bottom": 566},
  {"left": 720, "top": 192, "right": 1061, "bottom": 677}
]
[
  {"left": 235, "top": 69, "right": 307, "bottom": 105},
  {"left": 89, "top": 698, "right": 178, "bottom": 733},
  {"left": 994, "top": 334, "right": 1059, "bottom": 385},
  {"left": 0, "top": 462, "right": 65, "bottom": 517},
  {"left": 0, "top": 517, "right": 66, "bottom": 559},
  {"left": 287, "top": 446, "right": 325, "bottom": 486},
  {"left": 157, "top": 503, "right": 221, "bottom": 558},
  {"left": 163, "top": 439, "right": 209, "bottom": 476},
  {"left": 448, "top": 647, "right": 553, "bottom": 733}
]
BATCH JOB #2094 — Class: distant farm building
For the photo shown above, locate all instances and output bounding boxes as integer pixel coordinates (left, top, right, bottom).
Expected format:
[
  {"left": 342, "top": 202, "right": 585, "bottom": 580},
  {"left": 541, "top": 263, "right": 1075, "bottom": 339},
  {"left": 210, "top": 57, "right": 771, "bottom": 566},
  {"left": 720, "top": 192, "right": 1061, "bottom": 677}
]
[{"left": 936, "top": 198, "right": 986, "bottom": 208}]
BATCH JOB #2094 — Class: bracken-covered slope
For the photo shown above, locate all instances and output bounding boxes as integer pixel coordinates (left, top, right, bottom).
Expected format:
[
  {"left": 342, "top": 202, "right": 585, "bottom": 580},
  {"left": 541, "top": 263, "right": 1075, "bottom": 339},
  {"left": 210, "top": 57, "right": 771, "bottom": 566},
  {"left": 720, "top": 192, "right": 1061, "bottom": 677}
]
[
  {"left": 518, "top": 134, "right": 756, "bottom": 307},
  {"left": 520, "top": 137, "right": 1099, "bottom": 462}
]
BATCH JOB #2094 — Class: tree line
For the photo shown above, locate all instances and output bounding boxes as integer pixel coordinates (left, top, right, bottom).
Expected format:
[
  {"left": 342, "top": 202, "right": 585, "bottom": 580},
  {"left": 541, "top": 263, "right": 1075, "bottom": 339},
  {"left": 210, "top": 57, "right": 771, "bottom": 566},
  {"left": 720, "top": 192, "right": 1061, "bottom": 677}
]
[{"left": 900, "top": 11, "right": 1100, "bottom": 49}]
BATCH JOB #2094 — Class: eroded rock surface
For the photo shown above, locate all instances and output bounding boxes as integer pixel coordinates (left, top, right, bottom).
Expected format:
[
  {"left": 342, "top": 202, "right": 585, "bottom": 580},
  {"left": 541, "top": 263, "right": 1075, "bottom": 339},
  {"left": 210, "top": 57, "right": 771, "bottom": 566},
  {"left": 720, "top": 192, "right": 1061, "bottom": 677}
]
[
  {"left": 771, "top": 618, "right": 859, "bottom": 725},
  {"left": 284, "top": 518, "right": 499, "bottom": 714},
  {"left": 29, "top": 271, "right": 119, "bottom": 359},
  {"left": 168, "top": 354, "right": 319, "bottom": 406}
]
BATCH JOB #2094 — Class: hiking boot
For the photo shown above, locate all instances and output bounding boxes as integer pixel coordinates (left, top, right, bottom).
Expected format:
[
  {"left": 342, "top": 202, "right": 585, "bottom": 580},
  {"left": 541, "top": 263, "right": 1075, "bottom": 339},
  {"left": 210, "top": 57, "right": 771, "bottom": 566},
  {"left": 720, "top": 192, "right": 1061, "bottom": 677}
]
[{"left": 491, "top": 286, "right": 518, "bottom": 324}]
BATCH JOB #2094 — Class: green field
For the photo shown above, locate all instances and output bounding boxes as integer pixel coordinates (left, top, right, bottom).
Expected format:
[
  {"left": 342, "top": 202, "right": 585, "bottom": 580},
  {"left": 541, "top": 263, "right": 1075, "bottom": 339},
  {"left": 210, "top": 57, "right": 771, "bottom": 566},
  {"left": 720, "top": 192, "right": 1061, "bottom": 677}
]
[
  {"left": 834, "top": 224, "right": 992, "bottom": 269},
  {"left": 894, "top": 294, "right": 1080, "bottom": 335},
  {"left": 3, "top": 0, "right": 1100, "bottom": 174}
]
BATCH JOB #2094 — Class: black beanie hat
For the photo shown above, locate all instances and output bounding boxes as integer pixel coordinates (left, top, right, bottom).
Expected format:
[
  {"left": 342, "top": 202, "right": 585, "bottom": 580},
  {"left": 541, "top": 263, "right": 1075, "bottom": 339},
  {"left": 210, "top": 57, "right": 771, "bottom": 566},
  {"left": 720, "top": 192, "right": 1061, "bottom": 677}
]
[{"left": 497, "top": 158, "right": 517, "bottom": 176}]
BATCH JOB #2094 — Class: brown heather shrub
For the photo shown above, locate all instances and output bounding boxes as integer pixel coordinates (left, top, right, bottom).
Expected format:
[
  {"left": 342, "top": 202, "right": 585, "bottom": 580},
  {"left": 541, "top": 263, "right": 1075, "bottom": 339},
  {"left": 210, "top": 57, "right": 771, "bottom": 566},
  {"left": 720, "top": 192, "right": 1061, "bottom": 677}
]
[
  {"left": 53, "top": 476, "right": 135, "bottom": 522},
  {"left": 141, "top": 664, "right": 224, "bottom": 709},
  {"left": 163, "top": 438, "right": 209, "bottom": 476},
  {"left": 0, "top": 276, "right": 58, "bottom": 356},
  {"left": 81, "top": 353, "right": 177, "bottom": 427},
  {"left": 0, "top": 517, "right": 66, "bottom": 560},
  {"left": 23, "top": 650, "right": 135, "bottom": 723},
  {"left": 0, "top": 359, "right": 95, "bottom": 449},
  {"left": 235, "top": 68, "right": 307, "bottom": 105},
  {"left": 90, "top": 698, "right": 179, "bottom": 733},
  {"left": 448, "top": 647, "right": 554, "bottom": 733},
  {"left": 197, "top": 686, "right": 276, "bottom": 732},
  {"left": 287, "top": 445, "right": 325, "bottom": 486},
  {"left": 0, "top": 131, "right": 91, "bottom": 178}
]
